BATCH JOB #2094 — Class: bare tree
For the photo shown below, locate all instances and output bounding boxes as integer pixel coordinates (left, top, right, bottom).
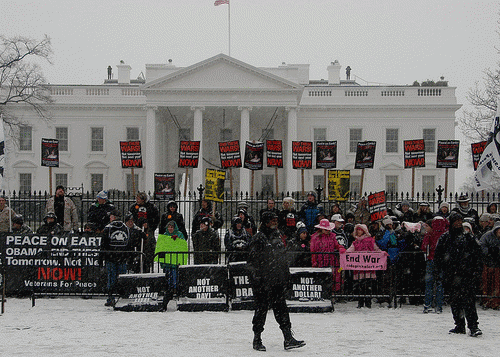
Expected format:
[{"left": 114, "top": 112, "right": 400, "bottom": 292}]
[{"left": 0, "top": 34, "right": 53, "bottom": 129}]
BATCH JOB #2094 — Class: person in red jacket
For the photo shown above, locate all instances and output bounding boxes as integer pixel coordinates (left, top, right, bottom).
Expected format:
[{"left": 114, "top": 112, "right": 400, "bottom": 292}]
[
  {"left": 311, "top": 219, "right": 346, "bottom": 292},
  {"left": 421, "top": 216, "right": 449, "bottom": 313}
]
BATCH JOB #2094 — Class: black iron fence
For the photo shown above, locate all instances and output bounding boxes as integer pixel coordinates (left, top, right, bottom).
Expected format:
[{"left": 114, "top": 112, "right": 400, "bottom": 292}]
[{"left": 3, "top": 186, "right": 500, "bottom": 234}]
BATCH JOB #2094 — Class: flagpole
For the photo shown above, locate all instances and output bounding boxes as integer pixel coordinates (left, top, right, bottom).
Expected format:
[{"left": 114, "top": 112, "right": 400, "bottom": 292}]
[{"left": 228, "top": 1, "right": 231, "bottom": 57}]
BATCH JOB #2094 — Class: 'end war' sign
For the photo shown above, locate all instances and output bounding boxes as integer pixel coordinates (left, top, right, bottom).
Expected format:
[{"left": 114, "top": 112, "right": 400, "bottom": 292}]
[{"left": 340, "top": 252, "right": 387, "bottom": 271}]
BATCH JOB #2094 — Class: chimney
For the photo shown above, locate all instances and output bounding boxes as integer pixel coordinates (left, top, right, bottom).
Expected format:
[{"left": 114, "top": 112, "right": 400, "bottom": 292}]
[
  {"left": 327, "top": 60, "right": 341, "bottom": 85},
  {"left": 117, "top": 61, "right": 131, "bottom": 84}
]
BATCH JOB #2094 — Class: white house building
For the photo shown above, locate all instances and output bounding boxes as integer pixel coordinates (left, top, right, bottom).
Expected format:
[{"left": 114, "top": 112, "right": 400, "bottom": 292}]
[{"left": 3, "top": 53, "right": 461, "bottom": 196}]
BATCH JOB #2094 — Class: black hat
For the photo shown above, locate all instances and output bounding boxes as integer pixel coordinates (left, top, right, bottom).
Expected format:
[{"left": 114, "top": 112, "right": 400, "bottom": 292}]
[
  {"left": 200, "top": 217, "right": 212, "bottom": 226},
  {"left": 448, "top": 212, "right": 463, "bottom": 225},
  {"left": 261, "top": 211, "right": 278, "bottom": 224},
  {"left": 12, "top": 214, "right": 24, "bottom": 225},
  {"left": 124, "top": 212, "right": 134, "bottom": 222}
]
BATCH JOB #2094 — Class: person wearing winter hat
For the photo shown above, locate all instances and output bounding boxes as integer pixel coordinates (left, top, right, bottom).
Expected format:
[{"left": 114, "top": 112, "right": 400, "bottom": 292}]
[
  {"left": 44, "top": 185, "right": 79, "bottom": 233},
  {"left": 286, "top": 222, "right": 311, "bottom": 268},
  {"left": 479, "top": 221, "right": 500, "bottom": 309},
  {"left": 394, "top": 200, "right": 415, "bottom": 223},
  {"left": 37, "top": 212, "right": 64, "bottom": 236},
  {"left": 247, "top": 211, "right": 305, "bottom": 351},
  {"left": 435, "top": 201, "right": 450, "bottom": 219},
  {"left": 434, "top": 212, "right": 483, "bottom": 336},
  {"left": 159, "top": 200, "right": 188, "bottom": 239},
  {"left": 225, "top": 216, "right": 251, "bottom": 263},
  {"left": 311, "top": 219, "right": 346, "bottom": 292},
  {"left": 452, "top": 195, "right": 479, "bottom": 229},
  {"left": 278, "top": 197, "right": 299, "bottom": 240},
  {"left": 415, "top": 201, "right": 434, "bottom": 222},
  {"left": 298, "top": 191, "right": 324, "bottom": 233},
  {"left": 11, "top": 214, "right": 33, "bottom": 234},
  {"left": 192, "top": 216, "right": 220, "bottom": 265},
  {"left": 353, "top": 196, "right": 370, "bottom": 226},
  {"left": 346, "top": 224, "right": 384, "bottom": 308},
  {"left": 331, "top": 214, "right": 348, "bottom": 248},
  {"left": 87, "top": 190, "right": 115, "bottom": 232}
]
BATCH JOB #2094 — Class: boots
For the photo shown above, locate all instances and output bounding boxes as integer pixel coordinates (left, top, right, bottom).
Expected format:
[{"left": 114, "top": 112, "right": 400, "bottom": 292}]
[
  {"left": 283, "top": 329, "right": 306, "bottom": 350},
  {"left": 253, "top": 333, "right": 266, "bottom": 352}
]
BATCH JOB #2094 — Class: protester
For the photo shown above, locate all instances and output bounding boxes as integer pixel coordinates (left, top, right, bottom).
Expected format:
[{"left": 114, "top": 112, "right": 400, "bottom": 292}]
[
  {"left": 247, "top": 211, "right": 305, "bottom": 351},
  {"left": 154, "top": 220, "right": 188, "bottom": 310},
  {"left": 129, "top": 192, "right": 160, "bottom": 273},
  {"left": 414, "top": 202, "right": 434, "bottom": 222},
  {"left": 479, "top": 221, "right": 500, "bottom": 310},
  {"left": 435, "top": 201, "right": 450, "bottom": 219},
  {"left": 237, "top": 208, "right": 257, "bottom": 236},
  {"left": 224, "top": 216, "right": 251, "bottom": 263},
  {"left": 124, "top": 212, "right": 147, "bottom": 273},
  {"left": 331, "top": 214, "right": 348, "bottom": 248},
  {"left": 278, "top": 197, "right": 299, "bottom": 241},
  {"left": 191, "top": 198, "right": 223, "bottom": 235},
  {"left": 87, "top": 190, "right": 115, "bottom": 232},
  {"left": 346, "top": 224, "right": 383, "bottom": 308},
  {"left": 311, "top": 219, "right": 346, "bottom": 292},
  {"left": 286, "top": 223, "right": 311, "bottom": 268},
  {"left": 259, "top": 198, "right": 280, "bottom": 223},
  {"left": 478, "top": 213, "right": 495, "bottom": 237},
  {"left": 434, "top": 212, "right": 483, "bottom": 337},
  {"left": 99, "top": 209, "right": 136, "bottom": 307},
  {"left": 0, "top": 196, "right": 16, "bottom": 232},
  {"left": 353, "top": 196, "right": 370, "bottom": 225},
  {"left": 45, "top": 185, "right": 79, "bottom": 232},
  {"left": 192, "top": 217, "right": 220, "bottom": 265},
  {"left": 37, "top": 212, "right": 64, "bottom": 235},
  {"left": 329, "top": 201, "right": 343, "bottom": 220},
  {"left": 159, "top": 200, "right": 188, "bottom": 239},
  {"left": 299, "top": 191, "right": 324, "bottom": 233},
  {"left": 451, "top": 195, "right": 479, "bottom": 229},
  {"left": 421, "top": 216, "right": 448, "bottom": 314},
  {"left": 11, "top": 214, "right": 33, "bottom": 234},
  {"left": 394, "top": 200, "right": 415, "bottom": 223}
]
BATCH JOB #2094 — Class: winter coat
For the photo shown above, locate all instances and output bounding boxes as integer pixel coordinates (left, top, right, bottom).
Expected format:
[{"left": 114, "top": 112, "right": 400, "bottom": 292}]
[
  {"left": 286, "top": 231, "right": 312, "bottom": 268},
  {"left": 247, "top": 224, "right": 290, "bottom": 289},
  {"left": 87, "top": 200, "right": 115, "bottom": 231},
  {"left": 192, "top": 227, "right": 220, "bottom": 264},
  {"left": 191, "top": 200, "right": 223, "bottom": 233},
  {"left": 421, "top": 218, "right": 449, "bottom": 261},
  {"left": 159, "top": 201, "right": 188, "bottom": 239},
  {"left": 310, "top": 230, "right": 345, "bottom": 268},
  {"left": 12, "top": 224, "right": 33, "bottom": 234},
  {"left": 434, "top": 227, "right": 483, "bottom": 293},
  {"left": 346, "top": 224, "right": 381, "bottom": 280},
  {"left": 36, "top": 222, "right": 64, "bottom": 236},
  {"left": 479, "top": 222, "right": 500, "bottom": 268},
  {"left": 299, "top": 201, "right": 324, "bottom": 233},
  {"left": 278, "top": 208, "right": 299, "bottom": 239},
  {"left": 154, "top": 222, "right": 188, "bottom": 266},
  {"left": 376, "top": 228, "right": 402, "bottom": 264},
  {"left": 100, "top": 220, "right": 136, "bottom": 264},
  {"left": 0, "top": 206, "right": 16, "bottom": 232},
  {"left": 45, "top": 196, "right": 79, "bottom": 232},
  {"left": 224, "top": 219, "right": 251, "bottom": 263},
  {"left": 129, "top": 200, "right": 160, "bottom": 232}
]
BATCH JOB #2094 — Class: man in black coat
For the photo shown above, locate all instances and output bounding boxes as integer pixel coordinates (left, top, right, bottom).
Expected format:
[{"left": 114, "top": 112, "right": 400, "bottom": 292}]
[
  {"left": 247, "top": 211, "right": 305, "bottom": 351},
  {"left": 434, "top": 212, "right": 483, "bottom": 337}
]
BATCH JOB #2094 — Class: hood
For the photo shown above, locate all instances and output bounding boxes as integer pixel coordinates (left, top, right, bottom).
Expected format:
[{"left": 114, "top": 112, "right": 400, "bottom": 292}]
[
  {"left": 353, "top": 224, "right": 370, "bottom": 240},
  {"left": 164, "top": 220, "right": 182, "bottom": 238},
  {"left": 431, "top": 217, "right": 449, "bottom": 235},
  {"left": 493, "top": 221, "right": 500, "bottom": 235},
  {"left": 167, "top": 200, "right": 178, "bottom": 211}
]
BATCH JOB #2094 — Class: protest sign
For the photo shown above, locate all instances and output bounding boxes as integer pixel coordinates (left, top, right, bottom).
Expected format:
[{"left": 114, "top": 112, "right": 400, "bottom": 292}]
[
  {"left": 120, "top": 141, "right": 143, "bottom": 168},
  {"left": 404, "top": 139, "right": 425, "bottom": 168},
  {"left": 436, "top": 140, "right": 459, "bottom": 168},
  {"left": 355, "top": 141, "right": 376, "bottom": 169},
  {"left": 328, "top": 170, "right": 350, "bottom": 201},
  {"left": 266, "top": 140, "right": 283, "bottom": 168},
  {"left": 243, "top": 141, "right": 264, "bottom": 170},
  {"left": 292, "top": 141, "right": 312, "bottom": 169},
  {"left": 178, "top": 141, "right": 200, "bottom": 168},
  {"left": 219, "top": 140, "right": 242, "bottom": 168},
  {"left": 316, "top": 141, "right": 337, "bottom": 169},
  {"left": 41, "top": 138, "right": 59, "bottom": 167}
]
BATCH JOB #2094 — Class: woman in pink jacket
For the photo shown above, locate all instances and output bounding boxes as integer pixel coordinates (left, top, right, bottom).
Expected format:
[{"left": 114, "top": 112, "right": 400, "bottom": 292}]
[
  {"left": 346, "top": 224, "right": 382, "bottom": 308},
  {"left": 311, "top": 219, "right": 346, "bottom": 292}
]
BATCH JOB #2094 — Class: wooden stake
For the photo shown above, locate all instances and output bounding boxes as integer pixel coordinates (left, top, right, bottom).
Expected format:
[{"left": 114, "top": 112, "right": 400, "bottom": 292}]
[
  {"left": 49, "top": 167, "right": 53, "bottom": 196},
  {"left": 251, "top": 170, "right": 254, "bottom": 198},
  {"left": 445, "top": 168, "right": 449, "bottom": 198},
  {"left": 184, "top": 168, "right": 189, "bottom": 197},
  {"left": 131, "top": 168, "right": 136, "bottom": 196},
  {"left": 411, "top": 167, "right": 415, "bottom": 199},
  {"left": 229, "top": 167, "right": 233, "bottom": 198},
  {"left": 275, "top": 167, "right": 279, "bottom": 198},
  {"left": 359, "top": 168, "right": 365, "bottom": 196},
  {"left": 301, "top": 169, "right": 305, "bottom": 198}
]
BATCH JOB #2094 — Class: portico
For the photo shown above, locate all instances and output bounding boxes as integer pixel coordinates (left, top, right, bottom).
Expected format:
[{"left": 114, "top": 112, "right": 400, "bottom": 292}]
[{"left": 141, "top": 54, "right": 303, "bottom": 194}]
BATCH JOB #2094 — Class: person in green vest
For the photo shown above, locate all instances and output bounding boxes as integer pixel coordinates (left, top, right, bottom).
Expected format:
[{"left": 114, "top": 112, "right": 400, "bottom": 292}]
[{"left": 154, "top": 221, "right": 188, "bottom": 311}]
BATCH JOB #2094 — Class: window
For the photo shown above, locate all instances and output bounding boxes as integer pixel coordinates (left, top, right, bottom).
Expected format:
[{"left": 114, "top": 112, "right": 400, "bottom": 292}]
[
  {"left": 349, "top": 128, "right": 362, "bottom": 153},
  {"left": 91, "top": 127, "right": 104, "bottom": 152},
  {"left": 19, "top": 126, "right": 32, "bottom": 151},
  {"left": 126, "top": 173, "right": 139, "bottom": 193},
  {"left": 350, "top": 175, "right": 361, "bottom": 196},
  {"left": 422, "top": 175, "right": 435, "bottom": 196},
  {"left": 19, "top": 173, "right": 32, "bottom": 193},
  {"left": 261, "top": 174, "right": 274, "bottom": 194},
  {"left": 313, "top": 175, "right": 325, "bottom": 191},
  {"left": 126, "top": 127, "right": 140, "bottom": 141},
  {"left": 55, "top": 173, "right": 68, "bottom": 189},
  {"left": 220, "top": 128, "right": 232, "bottom": 142},
  {"left": 314, "top": 128, "right": 327, "bottom": 142},
  {"left": 91, "top": 173, "right": 103, "bottom": 192},
  {"left": 423, "top": 129, "right": 435, "bottom": 153},
  {"left": 386, "top": 128, "right": 399, "bottom": 153},
  {"left": 179, "top": 128, "right": 191, "bottom": 141},
  {"left": 56, "top": 127, "right": 69, "bottom": 152},
  {"left": 386, "top": 175, "right": 398, "bottom": 194},
  {"left": 261, "top": 128, "right": 274, "bottom": 140}
]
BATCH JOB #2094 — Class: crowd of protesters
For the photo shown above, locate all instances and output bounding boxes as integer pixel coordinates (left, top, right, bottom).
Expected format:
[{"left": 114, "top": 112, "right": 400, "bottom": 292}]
[{"left": 1, "top": 188, "right": 499, "bottom": 326}]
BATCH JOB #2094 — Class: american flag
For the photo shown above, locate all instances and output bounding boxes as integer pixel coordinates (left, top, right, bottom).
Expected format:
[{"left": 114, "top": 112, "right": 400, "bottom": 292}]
[{"left": 214, "top": 0, "right": 229, "bottom": 5}]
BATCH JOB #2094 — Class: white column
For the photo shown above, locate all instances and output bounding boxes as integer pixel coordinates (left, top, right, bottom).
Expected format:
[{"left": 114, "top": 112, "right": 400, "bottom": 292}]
[
  {"left": 286, "top": 106, "right": 298, "bottom": 194},
  {"left": 239, "top": 106, "right": 252, "bottom": 194},
  {"left": 191, "top": 106, "right": 205, "bottom": 191},
  {"left": 145, "top": 105, "right": 158, "bottom": 193}
]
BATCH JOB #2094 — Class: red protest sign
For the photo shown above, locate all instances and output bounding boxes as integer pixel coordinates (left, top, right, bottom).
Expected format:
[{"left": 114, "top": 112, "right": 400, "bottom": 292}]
[
  {"left": 266, "top": 140, "right": 283, "bottom": 168},
  {"left": 404, "top": 139, "right": 425, "bottom": 168},
  {"left": 120, "top": 141, "right": 142, "bottom": 168},
  {"left": 219, "top": 140, "right": 242, "bottom": 168},
  {"left": 471, "top": 141, "right": 487, "bottom": 171},
  {"left": 292, "top": 141, "right": 312, "bottom": 169},
  {"left": 178, "top": 141, "right": 200, "bottom": 168}
]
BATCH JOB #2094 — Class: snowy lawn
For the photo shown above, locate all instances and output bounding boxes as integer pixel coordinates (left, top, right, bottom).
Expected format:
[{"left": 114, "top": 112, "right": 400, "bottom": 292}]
[{"left": 1, "top": 298, "right": 499, "bottom": 357}]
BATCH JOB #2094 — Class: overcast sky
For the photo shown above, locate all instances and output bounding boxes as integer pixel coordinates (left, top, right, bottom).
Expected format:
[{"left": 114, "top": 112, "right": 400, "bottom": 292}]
[{"left": 2, "top": 0, "right": 499, "bottom": 190}]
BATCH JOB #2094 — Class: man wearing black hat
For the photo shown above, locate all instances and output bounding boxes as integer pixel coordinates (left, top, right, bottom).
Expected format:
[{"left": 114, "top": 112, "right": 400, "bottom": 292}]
[
  {"left": 452, "top": 195, "right": 479, "bottom": 229},
  {"left": 191, "top": 216, "right": 220, "bottom": 264},
  {"left": 247, "top": 211, "right": 305, "bottom": 351},
  {"left": 434, "top": 212, "right": 483, "bottom": 337}
]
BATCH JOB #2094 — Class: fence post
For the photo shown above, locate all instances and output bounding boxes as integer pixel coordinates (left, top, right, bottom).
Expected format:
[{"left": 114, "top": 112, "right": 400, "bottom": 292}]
[{"left": 436, "top": 185, "right": 444, "bottom": 206}]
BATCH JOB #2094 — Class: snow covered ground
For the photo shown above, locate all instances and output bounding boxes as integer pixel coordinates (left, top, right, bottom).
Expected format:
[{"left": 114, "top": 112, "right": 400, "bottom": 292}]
[{"left": 1, "top": 298, "right": 499, "bottom": 357}]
